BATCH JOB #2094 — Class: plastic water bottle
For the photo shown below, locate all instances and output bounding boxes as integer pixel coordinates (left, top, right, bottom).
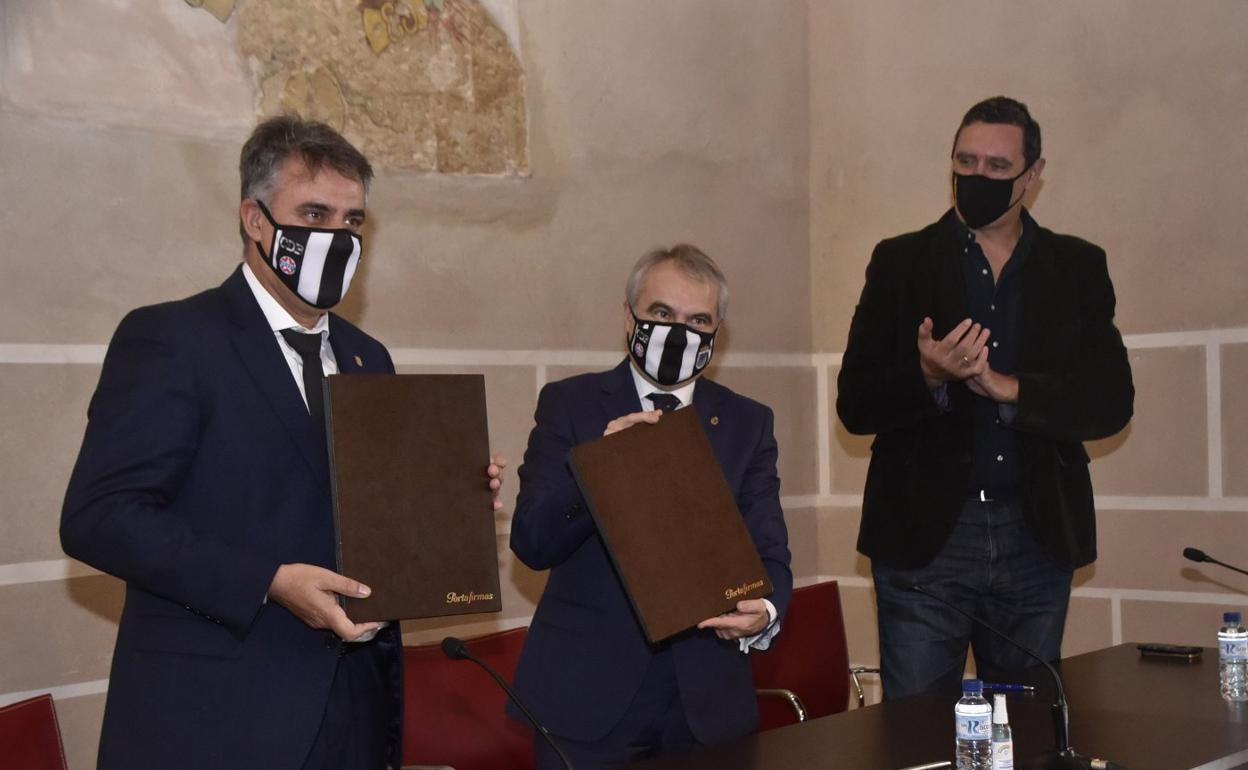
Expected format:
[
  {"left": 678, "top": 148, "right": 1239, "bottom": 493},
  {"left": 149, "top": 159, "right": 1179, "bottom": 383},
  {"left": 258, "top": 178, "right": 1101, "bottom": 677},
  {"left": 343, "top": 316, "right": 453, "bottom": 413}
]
[
  {"left": 1220, "top": 611, "right": 1248, "bottom": 702},
  {"left": 991, "top": 693, "right": 1014, "bottom": 770},
  {"left": 955, "top": 678, "right": 992, "bottom": 770}
]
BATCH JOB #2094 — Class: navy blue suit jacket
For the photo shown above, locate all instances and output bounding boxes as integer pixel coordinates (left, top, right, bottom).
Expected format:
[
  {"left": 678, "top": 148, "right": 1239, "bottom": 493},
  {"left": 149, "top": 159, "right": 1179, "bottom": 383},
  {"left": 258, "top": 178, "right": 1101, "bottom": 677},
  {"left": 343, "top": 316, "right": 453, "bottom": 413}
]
[
  {"left": 509, "top": 361, "right": 792, "bottom": 745},
  {"left": 61, "top": 267, "right": 403, "bottom": 770}
]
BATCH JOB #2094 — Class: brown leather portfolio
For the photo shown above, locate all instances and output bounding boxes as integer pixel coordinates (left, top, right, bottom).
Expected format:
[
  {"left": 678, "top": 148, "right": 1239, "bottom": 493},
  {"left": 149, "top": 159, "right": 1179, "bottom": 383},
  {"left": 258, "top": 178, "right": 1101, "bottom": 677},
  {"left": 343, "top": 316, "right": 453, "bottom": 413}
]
[
  {"left": 568, "top": 406, "right": 772, "bottom": 643},
  {"left": 325, "top": 374, "right": 501, "bottom": 622}
]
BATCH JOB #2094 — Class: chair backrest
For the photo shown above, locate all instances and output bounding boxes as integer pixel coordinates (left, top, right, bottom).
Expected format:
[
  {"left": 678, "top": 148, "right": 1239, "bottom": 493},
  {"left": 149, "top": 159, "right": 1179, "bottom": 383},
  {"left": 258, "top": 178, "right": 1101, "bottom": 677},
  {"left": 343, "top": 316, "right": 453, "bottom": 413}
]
[
  {"left": 402, "top": 627, "right": 535, "bottom": 770},
  {"left": 0, "top": 694, "right": 69, "bottom": 770},
  {"left": 750, "top": 580, "right": 852, "bottom": 730}
]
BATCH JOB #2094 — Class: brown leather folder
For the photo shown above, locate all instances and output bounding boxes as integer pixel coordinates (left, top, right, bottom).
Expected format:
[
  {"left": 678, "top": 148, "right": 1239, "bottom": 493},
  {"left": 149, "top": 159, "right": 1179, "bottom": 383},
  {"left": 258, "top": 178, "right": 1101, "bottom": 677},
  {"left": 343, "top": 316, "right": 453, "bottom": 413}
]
[
  {"left": 568, "top": 406, "right": 772, "bottom": 643},
  {"left": 325, "top": 374, "right": 502, "bottom": 622}
]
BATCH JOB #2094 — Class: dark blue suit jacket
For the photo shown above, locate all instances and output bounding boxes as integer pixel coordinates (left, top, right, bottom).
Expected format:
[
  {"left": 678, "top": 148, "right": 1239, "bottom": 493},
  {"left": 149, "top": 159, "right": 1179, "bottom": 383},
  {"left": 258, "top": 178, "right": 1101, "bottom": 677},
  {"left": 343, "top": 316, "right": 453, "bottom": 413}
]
[
  {"left": 509, "top": 361, "right": 792, "bottom": 745},
  {"left": 61, "top": 267, "right": 403, "bottom": 770}
]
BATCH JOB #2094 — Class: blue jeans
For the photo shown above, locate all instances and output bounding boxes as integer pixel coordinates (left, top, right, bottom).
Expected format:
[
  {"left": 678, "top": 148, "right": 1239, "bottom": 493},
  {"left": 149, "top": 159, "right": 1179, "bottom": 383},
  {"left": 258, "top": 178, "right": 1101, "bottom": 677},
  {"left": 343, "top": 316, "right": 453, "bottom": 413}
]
[{"left": 871, "top": 498, "right": 1074, "bottom": 699}]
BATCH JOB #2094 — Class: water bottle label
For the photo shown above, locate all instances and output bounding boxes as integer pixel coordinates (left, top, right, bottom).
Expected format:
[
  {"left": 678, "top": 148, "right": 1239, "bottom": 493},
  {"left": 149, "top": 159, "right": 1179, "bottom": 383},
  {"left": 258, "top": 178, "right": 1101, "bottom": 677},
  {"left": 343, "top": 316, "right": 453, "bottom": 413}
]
[
  {"left": 956, "top": 714, "right": 991, "bottom": 740},
  {"left": 993, "top": 740, "right": 1015, "bottom": 769},
  {"left": 1221, "top": 639, "right": 1248, "bottom": 661}
]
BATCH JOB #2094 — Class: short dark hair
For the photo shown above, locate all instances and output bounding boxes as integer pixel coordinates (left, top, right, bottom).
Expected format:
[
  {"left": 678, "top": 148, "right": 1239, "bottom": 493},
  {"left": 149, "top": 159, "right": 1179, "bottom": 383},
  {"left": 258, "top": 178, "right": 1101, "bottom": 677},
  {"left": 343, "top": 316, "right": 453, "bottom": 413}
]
[
  {"left": 238, "top": 116, "right": 373, "bottom": 243},
  {"left": 953, "top": 96, "right": 1042, "bottom": 169}
]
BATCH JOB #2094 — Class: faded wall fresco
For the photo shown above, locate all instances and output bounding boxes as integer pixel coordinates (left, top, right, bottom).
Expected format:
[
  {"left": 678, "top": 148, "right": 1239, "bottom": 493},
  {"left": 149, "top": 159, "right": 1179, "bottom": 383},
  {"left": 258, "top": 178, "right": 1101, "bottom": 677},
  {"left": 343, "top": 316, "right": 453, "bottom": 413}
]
[{"left": 238, "top": 0, "right": 528, "bottom": 174}]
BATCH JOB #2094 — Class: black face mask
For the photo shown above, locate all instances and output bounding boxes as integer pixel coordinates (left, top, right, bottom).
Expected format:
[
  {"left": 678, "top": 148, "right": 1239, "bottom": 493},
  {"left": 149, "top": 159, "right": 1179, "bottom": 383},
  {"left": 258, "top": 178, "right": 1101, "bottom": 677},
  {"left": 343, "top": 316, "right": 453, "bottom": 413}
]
[
  {"left": 953, "top": 165, "right": 1031, "bottom": 229},
  {"left": 253, "top": 201, "right": 362, "bottom": 309},
  {"left": 627, "top": 312, "right": 717, "bottom": 387}
]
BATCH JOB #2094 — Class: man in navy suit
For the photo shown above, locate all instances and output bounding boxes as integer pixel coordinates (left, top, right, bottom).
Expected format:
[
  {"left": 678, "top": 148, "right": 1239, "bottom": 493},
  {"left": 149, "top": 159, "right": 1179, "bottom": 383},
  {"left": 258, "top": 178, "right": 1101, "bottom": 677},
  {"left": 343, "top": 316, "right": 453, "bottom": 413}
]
[
  {"left": 510, "top": 244, "right": 792, "bottom": 769},
  {"left": 61, "top": 117, "right": 504, "bottom": 770}
]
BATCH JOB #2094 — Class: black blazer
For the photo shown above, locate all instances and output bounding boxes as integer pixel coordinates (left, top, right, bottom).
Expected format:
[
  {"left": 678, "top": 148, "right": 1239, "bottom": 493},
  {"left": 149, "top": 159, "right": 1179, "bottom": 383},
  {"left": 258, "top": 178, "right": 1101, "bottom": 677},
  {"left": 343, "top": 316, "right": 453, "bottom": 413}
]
[
  {"left": 61, "top": 267, "right": 403, "bottom": 770},
  {"left": 836, "top": 211, "right": 1133, "bottom": 569},
  {"left": 509, "top": 361, "right": 793, "bottom": 744}
]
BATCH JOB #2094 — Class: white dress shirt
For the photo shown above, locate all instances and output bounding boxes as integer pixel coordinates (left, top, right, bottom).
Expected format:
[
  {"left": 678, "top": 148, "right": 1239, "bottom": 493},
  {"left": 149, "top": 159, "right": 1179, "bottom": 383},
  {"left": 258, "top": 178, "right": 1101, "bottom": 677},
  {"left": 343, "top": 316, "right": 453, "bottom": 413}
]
[
  {"left": 242, "top": 263, "right": 339, "bottom": 406},
  {"left": 243, "top": 264, "right": 384, "bottom": 640}
]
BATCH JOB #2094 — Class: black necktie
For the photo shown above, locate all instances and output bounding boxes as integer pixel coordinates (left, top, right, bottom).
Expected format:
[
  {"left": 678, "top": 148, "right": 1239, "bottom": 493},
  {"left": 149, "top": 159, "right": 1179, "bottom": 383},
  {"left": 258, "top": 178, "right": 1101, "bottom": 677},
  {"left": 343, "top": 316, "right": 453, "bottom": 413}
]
[
  {"left": 648, "top": 392, "right": 682, "bottom": 414},
  {"left": 280, "top": 329, "right": 325, "bottom": 428}
]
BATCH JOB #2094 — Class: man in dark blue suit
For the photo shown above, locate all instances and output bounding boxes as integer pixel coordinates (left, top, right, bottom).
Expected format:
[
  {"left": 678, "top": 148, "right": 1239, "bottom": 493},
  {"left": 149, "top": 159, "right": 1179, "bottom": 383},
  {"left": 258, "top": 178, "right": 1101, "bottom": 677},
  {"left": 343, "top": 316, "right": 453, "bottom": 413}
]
[
  {"left": 510, "top": 244, "right": 792, "bottom": 769},
  {"left": 61, "top": 117, "right": 504, "bottom": 770}
]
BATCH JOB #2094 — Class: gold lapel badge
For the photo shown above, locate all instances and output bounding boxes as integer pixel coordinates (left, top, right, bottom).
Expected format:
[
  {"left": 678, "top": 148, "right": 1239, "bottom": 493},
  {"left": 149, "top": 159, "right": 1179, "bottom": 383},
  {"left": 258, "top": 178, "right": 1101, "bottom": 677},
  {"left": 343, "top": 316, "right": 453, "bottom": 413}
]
[
  {"left": 710, "top": 416, "right": 720, "bottom": 426},
  {"left": 353, "top": 355, "right": 364, "bottom": 367}
]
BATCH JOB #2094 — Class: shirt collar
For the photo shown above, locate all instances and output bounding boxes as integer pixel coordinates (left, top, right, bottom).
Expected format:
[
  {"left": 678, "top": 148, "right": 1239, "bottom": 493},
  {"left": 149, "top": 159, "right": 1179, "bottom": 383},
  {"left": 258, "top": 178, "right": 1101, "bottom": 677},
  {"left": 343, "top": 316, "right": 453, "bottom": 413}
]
[
  {"left": 628, "top": 360, "right": 698, "bottom": 410},
  {"left": 947, "top": 207, "right": 1038, "bottom": 270},
  {"left": 948, "top": 206, "right": 1037, "bottom": 242},
  {"left": 242, "top": 262, "right": 329, "bottom": 335}
]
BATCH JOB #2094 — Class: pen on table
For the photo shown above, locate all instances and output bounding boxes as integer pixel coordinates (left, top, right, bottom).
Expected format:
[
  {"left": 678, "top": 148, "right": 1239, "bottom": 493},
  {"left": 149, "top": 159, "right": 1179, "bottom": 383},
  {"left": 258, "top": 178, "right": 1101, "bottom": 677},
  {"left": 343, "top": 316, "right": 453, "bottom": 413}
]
[{"left": 982, "top": 683, "right": 1035, "bottom": 693}]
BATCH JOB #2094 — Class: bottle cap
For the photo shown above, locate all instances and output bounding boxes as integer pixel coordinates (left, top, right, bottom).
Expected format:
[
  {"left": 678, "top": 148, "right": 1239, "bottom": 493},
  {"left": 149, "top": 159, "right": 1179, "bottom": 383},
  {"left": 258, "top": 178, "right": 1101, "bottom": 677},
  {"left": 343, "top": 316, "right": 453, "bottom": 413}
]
[
  {"left": 962, "top": 678, "right": 983, "bottom": 694},
  {"left": 993, "top": 692, "right": 1009, "bottom": 723},
  {"left": 1226, "top": 611, "right": 1242, "bottom": 624}
]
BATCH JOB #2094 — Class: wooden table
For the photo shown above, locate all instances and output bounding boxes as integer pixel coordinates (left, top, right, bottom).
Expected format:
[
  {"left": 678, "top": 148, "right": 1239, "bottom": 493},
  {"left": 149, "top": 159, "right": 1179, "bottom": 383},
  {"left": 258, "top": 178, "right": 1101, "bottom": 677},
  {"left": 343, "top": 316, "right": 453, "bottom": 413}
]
[{"left": 626, "top": 644, "right": 1248, "bottom": 770}]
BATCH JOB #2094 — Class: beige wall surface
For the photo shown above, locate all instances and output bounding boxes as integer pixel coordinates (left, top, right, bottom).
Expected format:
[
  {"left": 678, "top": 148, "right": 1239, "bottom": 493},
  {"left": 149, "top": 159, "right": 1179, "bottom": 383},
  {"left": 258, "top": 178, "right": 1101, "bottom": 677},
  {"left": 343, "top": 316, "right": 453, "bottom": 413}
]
[
  {"left": 0, "top": 0, "right": 813, "bottom": 766},
  {"left": 812, "top": 0, "right": 1248, "bottom": 348},
  {"left": 812, "top": 0, "right": 1248, "bottom": 702},
  {"left": 2, "top": 0, "right": 1247, "bottom": 767}
]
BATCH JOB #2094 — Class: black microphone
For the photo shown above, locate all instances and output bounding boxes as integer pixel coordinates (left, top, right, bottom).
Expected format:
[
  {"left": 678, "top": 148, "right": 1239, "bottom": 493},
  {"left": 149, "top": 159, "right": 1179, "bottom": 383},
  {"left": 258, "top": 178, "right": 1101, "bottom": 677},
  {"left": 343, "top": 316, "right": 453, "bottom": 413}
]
[
  {"left": 440, "top": 636, "right": 575, "bottom": 770},
  {"left": 889, "top": 578, "right": 1132, "bottom": 770},
  {"left": 1183, "top": 547, "right": 1248, "bottom": 578}
]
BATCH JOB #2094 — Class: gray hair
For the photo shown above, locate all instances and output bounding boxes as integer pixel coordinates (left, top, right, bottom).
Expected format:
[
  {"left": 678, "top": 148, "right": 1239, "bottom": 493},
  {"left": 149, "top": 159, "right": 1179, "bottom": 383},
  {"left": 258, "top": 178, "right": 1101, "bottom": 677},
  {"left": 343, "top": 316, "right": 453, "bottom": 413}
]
[
  {"left": 238, "top": 115, "right": 373, "bottom": 244},
  {"left": 625, "top": 244, "right": 729, "bottom": 321}
]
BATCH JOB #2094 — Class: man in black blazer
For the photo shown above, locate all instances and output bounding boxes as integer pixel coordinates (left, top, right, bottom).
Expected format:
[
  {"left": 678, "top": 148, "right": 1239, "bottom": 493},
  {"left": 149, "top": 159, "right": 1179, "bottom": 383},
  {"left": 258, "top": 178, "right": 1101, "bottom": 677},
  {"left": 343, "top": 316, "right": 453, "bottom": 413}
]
[
  {"left": 837, "top": 97, "right": 1133, "bottom": 699},
  {"left": 61, "top": 117, "right": 504, "bottom": 769},
  {"left": 510, "top": 245, "right": 792, "bottom": 769}
]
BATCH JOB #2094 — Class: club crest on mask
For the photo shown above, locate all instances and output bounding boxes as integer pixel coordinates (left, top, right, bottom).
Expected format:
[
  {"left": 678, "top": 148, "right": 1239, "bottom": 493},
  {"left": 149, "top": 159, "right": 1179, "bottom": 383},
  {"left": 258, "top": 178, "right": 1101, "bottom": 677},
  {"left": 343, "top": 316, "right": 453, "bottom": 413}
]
[
  {"left": 627, "top": 312, "right": 716, "bottom": 387},
  {"left": 254, "top": 200, "right": 362, "bottom": 310}
]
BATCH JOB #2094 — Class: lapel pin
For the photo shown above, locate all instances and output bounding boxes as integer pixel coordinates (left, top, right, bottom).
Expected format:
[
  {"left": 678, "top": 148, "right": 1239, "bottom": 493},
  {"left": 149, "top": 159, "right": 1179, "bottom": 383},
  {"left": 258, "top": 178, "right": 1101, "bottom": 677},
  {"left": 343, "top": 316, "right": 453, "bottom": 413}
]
[
  {"left": 353, "top": 355, "right": 363, "bottom": 367},
  {"left": 710, "top": 416, "right": 720, "bottom": 426}
]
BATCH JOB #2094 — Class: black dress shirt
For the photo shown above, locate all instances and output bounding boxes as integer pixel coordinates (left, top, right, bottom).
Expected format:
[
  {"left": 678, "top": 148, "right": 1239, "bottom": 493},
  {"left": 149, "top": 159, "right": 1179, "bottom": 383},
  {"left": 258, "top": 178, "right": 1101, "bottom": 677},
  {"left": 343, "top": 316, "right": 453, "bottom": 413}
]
[{"left": 955, "top": 209, "right": 1037, "bottom": 499}]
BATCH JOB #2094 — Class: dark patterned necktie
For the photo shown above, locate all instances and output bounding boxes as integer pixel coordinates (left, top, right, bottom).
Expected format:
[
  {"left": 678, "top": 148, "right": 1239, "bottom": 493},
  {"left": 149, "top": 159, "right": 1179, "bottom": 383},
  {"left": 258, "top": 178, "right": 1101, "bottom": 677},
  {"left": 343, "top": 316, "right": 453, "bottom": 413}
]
[
  {"left": 647, "top": 392, "right": 682, "bottom": 414},
  {"left": 280, "top": 329, "right": 325, "bottom": 428}
]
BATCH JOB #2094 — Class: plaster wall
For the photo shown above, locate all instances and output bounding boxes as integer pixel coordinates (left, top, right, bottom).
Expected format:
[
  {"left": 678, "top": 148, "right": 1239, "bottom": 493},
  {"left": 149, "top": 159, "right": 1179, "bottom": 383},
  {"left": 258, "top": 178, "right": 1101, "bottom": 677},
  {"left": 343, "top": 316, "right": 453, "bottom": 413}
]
[
  {"left": 812, "top": 0, "right": 1248, "bottom": 701},
  {"left": 3, "top": 0, "right": 1248, "bottom": 764},
  {"left": 0, "top": 1, "right": 810, "bottom": 766}
]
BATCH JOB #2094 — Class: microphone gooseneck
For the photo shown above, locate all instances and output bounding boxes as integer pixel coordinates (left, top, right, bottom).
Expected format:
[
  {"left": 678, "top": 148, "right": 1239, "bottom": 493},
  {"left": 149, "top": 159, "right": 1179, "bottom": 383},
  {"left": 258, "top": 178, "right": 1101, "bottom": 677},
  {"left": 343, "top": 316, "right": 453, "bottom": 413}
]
[
  {"left": 439, "top": 636, "right": 576, "bottom": 770},
  {"left": 891, "top": 580, "right": 1141, "bottom": 769},
  {"left": 1182, "top": 547, "right": 1209, "bottom": 563},
  {"left": 440, "top": 635, "right": 470, "bottom": 660},
  {"left": 890, "top": 579, "right": 1072, "bottom": 757},
  {"left": 1182, "top": 546, "right": 1248, "bottom": 578}
]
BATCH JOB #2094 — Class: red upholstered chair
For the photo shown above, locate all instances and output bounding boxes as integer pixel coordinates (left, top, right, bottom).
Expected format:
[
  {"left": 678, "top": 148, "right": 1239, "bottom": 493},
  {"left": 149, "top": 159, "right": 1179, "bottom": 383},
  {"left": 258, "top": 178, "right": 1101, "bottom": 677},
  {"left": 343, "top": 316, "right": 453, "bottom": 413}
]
[
  {"left": 0, "top": 693, "right": 69, "bottom": 770},
  {"left": 401, "top": 627, "right": 535, "bottom": 770},
  {"left": 751, "top": 580, "right": 878, "bottom": 731}
]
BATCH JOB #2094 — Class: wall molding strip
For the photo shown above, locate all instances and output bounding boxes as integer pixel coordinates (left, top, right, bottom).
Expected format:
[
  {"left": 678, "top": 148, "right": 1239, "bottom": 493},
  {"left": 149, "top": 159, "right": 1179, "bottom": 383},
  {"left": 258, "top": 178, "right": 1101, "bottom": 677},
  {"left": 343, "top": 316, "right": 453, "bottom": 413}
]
[
  {"left": 4, "top": 325, "right": 1245, "bottom": 367},
  {"left": 0, "top": 678, "right": 108, "bottom": 708},
  {"left": 0, "top": 559, "right": 99, "bottom": 586},
  {"left": 6, "top": 573, "right": 1246, "bottom": 708},
  {"left": 1207, "top": 343, "right": 1224, "bottom": 497}
]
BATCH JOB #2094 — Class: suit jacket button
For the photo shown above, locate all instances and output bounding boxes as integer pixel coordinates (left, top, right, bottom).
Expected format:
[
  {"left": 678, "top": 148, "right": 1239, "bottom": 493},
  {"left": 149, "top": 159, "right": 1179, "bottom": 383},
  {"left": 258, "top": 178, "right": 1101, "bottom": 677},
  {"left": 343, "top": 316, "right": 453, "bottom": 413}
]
[{"left": 324, "top": 633, "right": 340, "bottom": 650}]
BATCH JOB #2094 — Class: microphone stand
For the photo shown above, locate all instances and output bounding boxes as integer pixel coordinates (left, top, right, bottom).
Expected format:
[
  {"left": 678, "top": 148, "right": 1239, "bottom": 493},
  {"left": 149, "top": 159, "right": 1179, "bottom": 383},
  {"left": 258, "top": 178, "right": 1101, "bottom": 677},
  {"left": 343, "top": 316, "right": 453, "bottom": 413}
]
[
  {"left": 901, "top": 582, "right": 1129, "bottom": 770},
  {"left": 441, "top": 636, "right": 576, "bottom": 770}
]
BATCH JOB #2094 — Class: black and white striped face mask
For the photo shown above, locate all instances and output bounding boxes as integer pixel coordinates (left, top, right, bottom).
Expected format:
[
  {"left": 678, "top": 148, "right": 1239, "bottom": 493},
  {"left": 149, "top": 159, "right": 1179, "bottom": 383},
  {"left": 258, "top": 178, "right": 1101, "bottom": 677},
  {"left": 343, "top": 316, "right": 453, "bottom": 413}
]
[
  {"left": 627, "top": 312, "right": 717, "bottom": 386},
  {"left": 254, "top": 201, "right": 362, "bottom": 310}
]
